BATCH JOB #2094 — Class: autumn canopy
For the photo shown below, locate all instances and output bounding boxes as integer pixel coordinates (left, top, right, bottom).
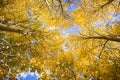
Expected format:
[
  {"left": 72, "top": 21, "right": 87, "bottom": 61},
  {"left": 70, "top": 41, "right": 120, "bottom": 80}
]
[{"left": 0, "top": 0, "right": 120, "bottom": 79}]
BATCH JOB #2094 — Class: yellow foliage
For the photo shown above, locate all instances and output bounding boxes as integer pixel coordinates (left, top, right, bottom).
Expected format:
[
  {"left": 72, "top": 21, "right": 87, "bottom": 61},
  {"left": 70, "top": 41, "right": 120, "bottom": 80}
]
[{"left": 0, "top": 0, "right": 120, "bottom": 79}]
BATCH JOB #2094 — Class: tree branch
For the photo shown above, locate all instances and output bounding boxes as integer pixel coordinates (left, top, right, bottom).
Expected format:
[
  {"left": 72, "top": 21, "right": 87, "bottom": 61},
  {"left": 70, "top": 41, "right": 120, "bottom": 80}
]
[
  {"left": 99, "top": 0, "right": 114, "bottom": 9},
  {"left": 84, "top": 36, "right": 120, "bottom": 42},
  {"left": 94, "top": 0, "right": 114, "bottom": 12},
  {"left": 0, "top": 23, "right": 25, "bottom": 34}
]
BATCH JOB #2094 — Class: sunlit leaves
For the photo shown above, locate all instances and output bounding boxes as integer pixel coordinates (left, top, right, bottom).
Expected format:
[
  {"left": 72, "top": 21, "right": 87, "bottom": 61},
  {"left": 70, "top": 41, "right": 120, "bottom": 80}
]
[{"left": 0, "top": 0, "right": 120, "bottom": 79}]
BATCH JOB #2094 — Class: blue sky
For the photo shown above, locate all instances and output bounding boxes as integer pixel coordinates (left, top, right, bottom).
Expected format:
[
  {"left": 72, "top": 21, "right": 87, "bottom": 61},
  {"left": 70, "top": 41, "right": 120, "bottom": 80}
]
[
  {"left": 67, "top": 4, "right": 78, "bottom": 12},
  {"left": 66, "top": 0, "right": 81, "bottom": 12},
  {"left": 16, "top": 68, "right": 40, "bottom": 80},
  {"left": 95, "top": 13, "right": 120, "bottom": 28},
  {"left": 62, "top": 24, "right": 82, "bottom": 36}
]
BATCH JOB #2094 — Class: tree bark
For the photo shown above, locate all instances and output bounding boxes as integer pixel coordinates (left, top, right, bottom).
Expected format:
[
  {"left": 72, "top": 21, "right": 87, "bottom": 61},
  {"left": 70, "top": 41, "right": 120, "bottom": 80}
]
[
  {"left": 0, "top": 23, "right": 24, "bottom": 34},
  {"left": 84, "top": 36, "right": 120, "bottom": 42}
]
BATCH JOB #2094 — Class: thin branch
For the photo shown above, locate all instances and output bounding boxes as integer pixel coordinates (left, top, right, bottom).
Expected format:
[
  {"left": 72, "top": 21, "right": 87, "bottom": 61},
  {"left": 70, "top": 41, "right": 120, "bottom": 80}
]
[
  {"left": 83, "top": 36, "right": 120, "bottom": 42},
  {"left": 44, "top": 0, "right": 52, "bottom": 11},
  {"left": 95, "top": 0, "right": 114, "bottom": 12},
  {"left": 99, "top": 40, "right": 109, "bottom": 57},
  {"left": 99, "top": 0, "right": 114, "bottom": 9}
]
